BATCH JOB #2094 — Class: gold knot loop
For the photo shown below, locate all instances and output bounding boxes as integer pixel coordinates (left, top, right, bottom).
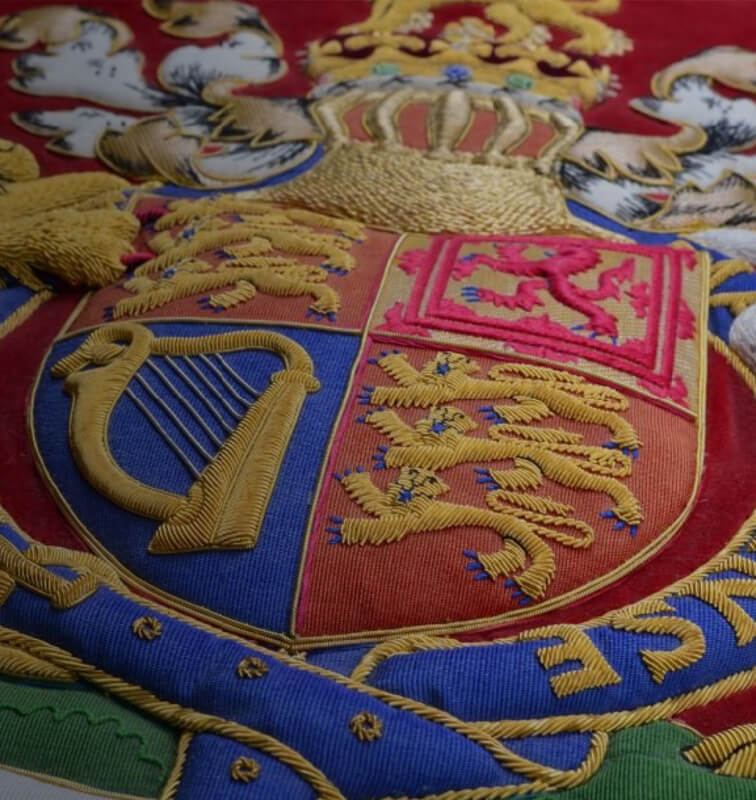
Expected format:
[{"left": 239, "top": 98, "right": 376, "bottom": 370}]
[
  {"left": 230, "top": 756, "right": 261, "bottom": 783},
  {"left": 236, "top": 656, "right": 269, "bottom": 679},
  {"left": 349, "top": 711, "right": 383, "bottom": 742},
  {"left": 131, "top": 616, "right": 163, "bottom": 641}
]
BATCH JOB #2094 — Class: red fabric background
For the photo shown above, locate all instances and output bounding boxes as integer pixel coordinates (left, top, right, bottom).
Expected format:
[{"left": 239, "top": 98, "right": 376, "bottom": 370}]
[{"left": 0, "top": 0, "right": 752, "bottom": 175}]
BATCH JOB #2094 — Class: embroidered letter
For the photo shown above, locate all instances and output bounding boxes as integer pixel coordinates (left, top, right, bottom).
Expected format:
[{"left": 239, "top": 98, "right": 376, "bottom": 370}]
[
  {"left": 517, "top": 625, "right": 622, "bottom": 698},
  {"left": 610, "top": 599, "right": 706, "bottom": 683}
]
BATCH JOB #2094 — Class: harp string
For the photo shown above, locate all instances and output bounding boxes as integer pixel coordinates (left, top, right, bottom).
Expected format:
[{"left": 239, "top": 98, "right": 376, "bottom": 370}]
[
  {"left": 177, "top": 355, "right": 246, "bottom": 422},
  {"left": 121, "top": 353, "right": 263, "bottom": 483},
  {"left": 132, "top": 372, "right": 215, "bottom": 464},
  {"left": 144, "top": 359, "right": 224, "bottom": 448},
  {"left": 212, "top": 353, "right": 261, "bottom": 399},
  {"left": 198, "top": 353, "right": 256, "bottom": 408},
  {"left": 125, "top": 386, "right": 203, "bottom": 480},
  {"left": 163, "top": 356, "right": 236, "bottom": 434}
]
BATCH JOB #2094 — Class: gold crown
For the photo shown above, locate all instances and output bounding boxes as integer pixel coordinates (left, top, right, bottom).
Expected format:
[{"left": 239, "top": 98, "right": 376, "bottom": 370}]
[{"left": 267, "top": 87, "right": 591, "bottom": 235}]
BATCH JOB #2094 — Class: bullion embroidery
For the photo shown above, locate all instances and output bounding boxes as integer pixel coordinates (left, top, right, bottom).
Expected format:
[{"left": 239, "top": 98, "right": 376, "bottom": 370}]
[
  {"left": 107, "top": 197, "right": 365, "bottom": 322},
  {"left": 0, "top": 643, "right": 76, "bottom": 683},
  {"left": 237, "top": 656, "right": 269, "bottom": 679},
  {"left": 328, "top": 352, "right": 642, "bottom": 600},
  {"left": 0, "top": 2, "right": 753, "bottom": 798},
  {"left": 0, "top": 138, "right": 137, "bottom": 292},
  {"left": 230, "top": 755, "right": 261, "bottom": 782},
  {"left": 684, "top": 724, "right": 756, "bottom": 778},
  {"left": 349, "top": 711, "right": 383, "bottom": 742},
  {"left": 374, "top": 235, "right": 702, "bottom": 407},
  {"left": 131, "top": 616, "right": 163, "bottom": 641},
  {"left": 516, "top": 625, "right": 622, "bottom": 698},
  {"left": 2, "top": 6, "right": 320, "bottom": 189},
  {"left": 308, "top": 0, "right": 631, "bottom": 105},
  {"left": 268, "top": 88, "right": 590, "bottom": 236},
  {"left": 561, "top": 46, "right": 756, "bottom": 261},
  {"left": 51, "top": 322, "right": 320, "bottom": 554}
]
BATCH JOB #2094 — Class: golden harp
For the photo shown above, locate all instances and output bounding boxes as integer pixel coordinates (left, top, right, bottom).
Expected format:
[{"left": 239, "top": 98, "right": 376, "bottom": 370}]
[{"left": 51, "top": 322, "right": 320, "bottom": 554}]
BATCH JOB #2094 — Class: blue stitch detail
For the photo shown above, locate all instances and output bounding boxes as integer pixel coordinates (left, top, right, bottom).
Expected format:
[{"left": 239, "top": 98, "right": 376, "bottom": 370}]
[
  {"left": 323, "top": 265, "right": 348, "bottom": 276},
  {"left": 474, "top": 468, "right": 500, "bottom": 491},
  {"left": 463, "top": 551, "right": 491, "bottom": 581},
  {"left": 460, "top": 286, "right": 481, "bottom": 303},
  {"left": 600, "top": 510, "right": 639, "bottom": 537},
  {"left": 479, "top": 406, "right": 506, "bottom": 424},
  {"left": 443, "top": 64, "right": 471, "bottom": 82}
]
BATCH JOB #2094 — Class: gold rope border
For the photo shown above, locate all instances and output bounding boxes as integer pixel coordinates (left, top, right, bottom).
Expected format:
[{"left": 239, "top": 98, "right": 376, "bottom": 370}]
[
  {"left": 158, "top": 732, "right": 193, "bottom": 800},
  {"left": 0, "top": 289, "right": 52, "bottom": 341},
  {"left": 477, "top": 667, "right": 756, "bottom": 739},
  {"left": 2, "top": 504, "right": 755, "bottom": 791},
  {"left": 709, "top": 333, "right": 756, "bottom": 395}
]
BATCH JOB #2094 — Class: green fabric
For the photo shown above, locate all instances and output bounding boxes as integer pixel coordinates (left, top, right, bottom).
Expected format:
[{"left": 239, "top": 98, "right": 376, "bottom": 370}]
[
  {"left": 532, "top": 722, "right": 756, "bottom": 800},
  {"left": 0, "top": 676, "right": 177, "bottom": 798}
]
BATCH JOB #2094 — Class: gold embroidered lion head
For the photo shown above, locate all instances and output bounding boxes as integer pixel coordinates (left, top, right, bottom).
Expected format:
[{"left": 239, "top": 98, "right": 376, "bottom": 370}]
[{"left": 386, "top": 467, "right": 450, "bottom": 510}]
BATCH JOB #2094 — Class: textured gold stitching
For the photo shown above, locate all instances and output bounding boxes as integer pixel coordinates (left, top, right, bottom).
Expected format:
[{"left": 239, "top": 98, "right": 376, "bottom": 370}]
[
  {"left": 237, "top": 657, "right": 269, "bottom": 679},
  {"left": 0, "top": 138, "right": 39, "bottom": 182},
  {"left": 336, "top": 467, "right": 556, "bottom": 598},
  {"left": 0, "top": 204, "right": 137, "bottom": 291},
  {"left": 710, "top": 291, "right": 756, "bottom": 317},
  {"left": 610, "top": 599, "right": 706, "bottom": 684},
  {"left": 709, "top": 334, "right": 756, "bottom": 395},
  {"left": 349, "top": 711, "right": 383, "bottom": 742},
  {"left": 369, "top": 353, "right": 636, "bottom": 443},
  {"left": 0, "top": 290, "right": 52, "bottom": 340},
  {"left": 682, "top": 578, "right": 756, "bottom": 647},
  {"left": 308, "top": 1, "right": 629, "bottom": 105},
  {"left": 516, "top": 625, "right": 621, "bottom": 698},
  {"left": 0, "top": 643, "right": 75, "bottom": 683},
  {"left": 0, "top": 155, "right": 135, "bottom": 291},
  {"left": 0, "top": 517, "right": 611, "bottom": 795},
  {"left": 132, "top": 616, "right": 163, "bottom": 641},
  {"left": 230, "top": 756, "right": 261, "bottom": 783},
  {"left": 159, "top": 732, "right": 192, "bottom": 800},
  {"left": 108, "top": 198, "right": 363, "bottom": 319},
  {"left": 337, "top": 353, "right": 642, "bottom": 596},
  {"left": 684, "top": 724, "right": 756, "bottom": 778},
  {"left": 51, "top": 322, "right": 320, "bottom": 554},
  {"left": 351, "top": 516, "right": 756, "bottom": 737},
  {"left": 268, "top": 88, "right": 604, "bottom": 236},
  {"left": 709, "top": 259, "right": 753, "bottom": 290},
  {"left": 0, "top": 538, "right": 100, "bottom": 610}
]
